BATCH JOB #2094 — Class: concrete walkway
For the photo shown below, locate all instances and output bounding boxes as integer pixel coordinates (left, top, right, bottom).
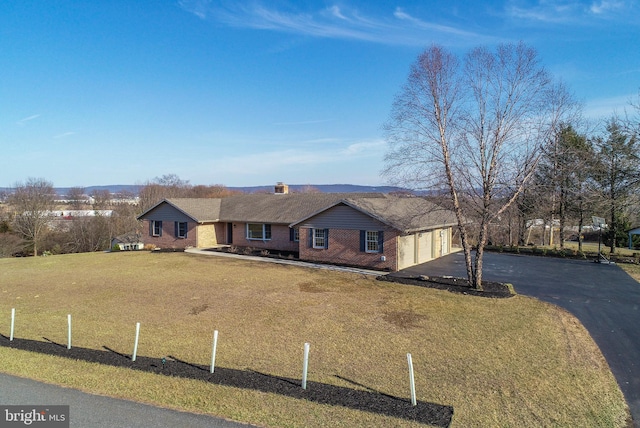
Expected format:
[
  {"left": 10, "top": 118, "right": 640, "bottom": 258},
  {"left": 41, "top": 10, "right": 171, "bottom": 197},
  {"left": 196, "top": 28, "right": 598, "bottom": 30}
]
[{"left": 185, "top": 248, "right": 384, "bottom": 276}]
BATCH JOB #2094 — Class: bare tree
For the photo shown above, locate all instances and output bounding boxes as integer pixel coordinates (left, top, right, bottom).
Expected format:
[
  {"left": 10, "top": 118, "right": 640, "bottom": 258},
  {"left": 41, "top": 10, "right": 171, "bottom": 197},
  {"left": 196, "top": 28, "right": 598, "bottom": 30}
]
[
  {"left": 67, "top": 187, "right": 86, "bottom": 210},
  {"left": 65, "top": 215, "right": 112, "bottom": 253},
  {"left": 8, "top": 178, "right": 56, "bottom": 256},
  {"left": 187, "top": 184, "right": 237, "bottom": 198},
  {"left": 384, "top": 43, "right": 553, "bottom": 289},
  {"left": 534, "top": 81, "right": 583, "bottom": 247},
  {"left": 138, "top": 174, "right": 191, "bottom": 213},
  {"left": 90, "top": 189, "right": 112, "bottom": 210}
]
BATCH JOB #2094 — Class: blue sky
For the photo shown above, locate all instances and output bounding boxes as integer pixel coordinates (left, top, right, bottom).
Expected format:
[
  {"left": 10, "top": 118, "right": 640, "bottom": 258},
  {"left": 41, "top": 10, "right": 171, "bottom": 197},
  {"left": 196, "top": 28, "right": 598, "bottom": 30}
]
[{"left": 1, "top": 1, "right": 639, "bottom": 188}]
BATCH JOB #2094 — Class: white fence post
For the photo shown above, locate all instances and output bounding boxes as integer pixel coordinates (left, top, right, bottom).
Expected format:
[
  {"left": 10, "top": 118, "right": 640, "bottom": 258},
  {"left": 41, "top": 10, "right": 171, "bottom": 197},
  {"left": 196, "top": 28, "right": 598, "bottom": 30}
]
[
  {"left": 132, "top": 322, "right": 140, "bottom": 362},
  {"left": 67, "top": 314, "right": 72, "bottom": 349},
  {"left": 407, "top": 353, "right": 417, "bottom": 406},
  {"left": 210, "top": 330, "right": 219, "bottom": 374},
  {"left": 10, "top": 308, "right": 15, "bottom": 341},
  {"left": 302, "top": 342, "right": 310, "bottom": 389}
]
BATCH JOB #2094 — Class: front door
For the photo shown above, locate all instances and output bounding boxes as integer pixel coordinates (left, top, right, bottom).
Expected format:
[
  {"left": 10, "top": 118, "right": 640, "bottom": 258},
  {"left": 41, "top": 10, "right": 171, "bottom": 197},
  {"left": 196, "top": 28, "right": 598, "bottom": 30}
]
[{"left": 227, "top": 223, "right": 233, "bottom": 244}]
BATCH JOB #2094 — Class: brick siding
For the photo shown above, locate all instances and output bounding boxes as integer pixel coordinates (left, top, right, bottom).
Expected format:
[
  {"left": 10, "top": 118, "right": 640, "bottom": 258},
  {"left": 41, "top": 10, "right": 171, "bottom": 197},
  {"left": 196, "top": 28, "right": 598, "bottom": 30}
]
[
  {"left": 229, "top": 223, "right": 299, "bottom": 252},
  {"left": 141, "top": 220, "right": 197, "bottom": 249},
  {"left": 299, "top": 228, "right": 398, "bottom": 271}
]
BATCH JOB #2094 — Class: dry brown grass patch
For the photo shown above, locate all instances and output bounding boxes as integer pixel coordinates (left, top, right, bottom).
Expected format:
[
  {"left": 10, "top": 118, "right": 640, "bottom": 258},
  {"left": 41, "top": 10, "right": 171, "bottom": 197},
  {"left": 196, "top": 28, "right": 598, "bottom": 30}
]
[
  {"left": 382, "top": 310, "right": 427, "bottom": 329},
  {"left": 0, "top": 251, "right": 630, "bottom": 427}
]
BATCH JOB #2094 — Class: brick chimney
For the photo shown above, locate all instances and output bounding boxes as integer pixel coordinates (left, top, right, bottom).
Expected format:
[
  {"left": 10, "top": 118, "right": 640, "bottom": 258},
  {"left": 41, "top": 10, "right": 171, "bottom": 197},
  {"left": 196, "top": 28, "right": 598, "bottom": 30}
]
[{"left": 274, "top": 182, "right": 289, "bottom": 194}]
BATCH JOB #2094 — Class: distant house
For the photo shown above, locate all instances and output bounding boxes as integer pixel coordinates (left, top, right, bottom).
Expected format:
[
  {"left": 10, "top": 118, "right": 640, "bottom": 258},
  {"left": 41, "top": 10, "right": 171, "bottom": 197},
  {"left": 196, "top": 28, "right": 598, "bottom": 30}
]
[
  {"left": 50, "top": 210, "right": 114, "bottom": 219},
  {"left": 137, "top": 185, "right": 457, "bottom": 271},
  {"left": 111, "top": 233, "right": 144, "bottom": 251},
  {"left": 628, "top": 227, "right": 640, "bottom": 249}
]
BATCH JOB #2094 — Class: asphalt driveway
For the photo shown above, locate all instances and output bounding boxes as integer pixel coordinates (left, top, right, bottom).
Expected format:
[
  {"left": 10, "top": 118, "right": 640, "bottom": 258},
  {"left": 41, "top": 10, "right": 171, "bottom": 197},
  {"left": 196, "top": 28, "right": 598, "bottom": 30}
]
[{"left": 394, "top": 251, "right": 640, "bottom": 427}]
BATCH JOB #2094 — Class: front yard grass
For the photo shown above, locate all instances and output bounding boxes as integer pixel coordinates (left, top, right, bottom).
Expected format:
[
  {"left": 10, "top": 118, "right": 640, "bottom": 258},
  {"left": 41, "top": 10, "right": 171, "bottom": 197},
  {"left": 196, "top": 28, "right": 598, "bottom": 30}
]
[{"left": 0, "top": 252, "right": 630, "bottom": 427}]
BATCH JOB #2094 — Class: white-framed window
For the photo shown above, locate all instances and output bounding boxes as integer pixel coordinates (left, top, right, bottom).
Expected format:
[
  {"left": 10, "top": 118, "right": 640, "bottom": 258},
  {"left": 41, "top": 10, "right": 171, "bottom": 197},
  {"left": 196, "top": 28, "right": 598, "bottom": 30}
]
[
  {"left": 360, "top": 230, "right": 383, "bottom": 253},
  {"left": 313, "top": 228, "right": 327, "bottom": 249},
  {"left": 366, "top": 230, "right": 380, "bottom": 253},
  {"left": 176, "top": 222, "right": 188, "bottom": 238},
  {"left": 151, "top": 220, "right": 162, "bottom": 237},
  {"left": 246, "top": 223, "right": 272, "bottom": 240}
]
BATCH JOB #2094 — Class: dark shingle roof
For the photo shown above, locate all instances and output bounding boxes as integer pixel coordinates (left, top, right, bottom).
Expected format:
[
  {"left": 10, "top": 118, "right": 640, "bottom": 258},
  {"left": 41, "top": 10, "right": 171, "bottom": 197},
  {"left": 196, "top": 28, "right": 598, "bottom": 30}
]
[
  {"left": 145, "top": 193, "right": 456, "bottom": 232},
  {"left": 163, "top": 198, "right": 222, "bottom": 222},
  {"left": 218, "top": 193, "right": 385, "bottom": 223},
  {"left": 342, "top": 196, "right": 458, "bottom": 232}
]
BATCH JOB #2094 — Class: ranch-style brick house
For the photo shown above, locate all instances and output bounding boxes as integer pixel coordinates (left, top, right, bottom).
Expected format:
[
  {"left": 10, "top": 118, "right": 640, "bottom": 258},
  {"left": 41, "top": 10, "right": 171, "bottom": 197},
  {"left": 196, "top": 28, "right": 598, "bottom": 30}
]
[{"left": 137, "top": 186, "right": 457, "bottom": 271}]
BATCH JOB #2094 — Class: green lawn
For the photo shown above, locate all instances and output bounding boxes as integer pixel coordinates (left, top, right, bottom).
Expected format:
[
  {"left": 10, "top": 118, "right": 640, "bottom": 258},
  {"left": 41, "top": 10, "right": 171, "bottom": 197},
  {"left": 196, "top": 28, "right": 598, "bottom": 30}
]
[{"left": 0, "top": 252, "right": 630, "bottom": 427}]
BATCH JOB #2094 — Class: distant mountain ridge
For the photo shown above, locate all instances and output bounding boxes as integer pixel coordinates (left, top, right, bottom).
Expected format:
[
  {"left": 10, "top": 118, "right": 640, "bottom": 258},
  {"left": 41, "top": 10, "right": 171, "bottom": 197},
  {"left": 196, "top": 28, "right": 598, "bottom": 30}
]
[
  {"left": 2, "top": 184, "right": 411, "bottom": 197},
  {"left": 230, "top": 184, "right": 410, "bottom": 194}
]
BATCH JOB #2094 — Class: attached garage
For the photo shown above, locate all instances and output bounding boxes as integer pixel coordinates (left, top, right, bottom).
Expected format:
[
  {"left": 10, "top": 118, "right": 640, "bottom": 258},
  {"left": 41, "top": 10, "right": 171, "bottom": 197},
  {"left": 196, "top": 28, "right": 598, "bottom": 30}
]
[{"left": 294, "top": 197, "right": 457, "bottom": 271}]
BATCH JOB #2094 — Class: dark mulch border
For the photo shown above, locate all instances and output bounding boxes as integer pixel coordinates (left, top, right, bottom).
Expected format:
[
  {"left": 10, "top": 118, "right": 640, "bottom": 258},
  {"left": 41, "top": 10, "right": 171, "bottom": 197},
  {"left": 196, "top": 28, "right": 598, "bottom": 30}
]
[
  {"left": 0, "top": 335, "right": 453, "bottom": 427},
  {"left": 379, "top": 275, "right": 515, "bottom": 298}
]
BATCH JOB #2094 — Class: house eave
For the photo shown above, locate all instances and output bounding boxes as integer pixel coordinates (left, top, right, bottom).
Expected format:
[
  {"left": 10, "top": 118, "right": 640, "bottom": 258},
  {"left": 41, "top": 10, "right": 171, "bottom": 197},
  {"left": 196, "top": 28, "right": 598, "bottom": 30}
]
[
  {"left": 403, "top": 222, "right": 458, "bottom": 234},
  {"left": 136, "top": 199, "right": 204, "bottom": 223}
]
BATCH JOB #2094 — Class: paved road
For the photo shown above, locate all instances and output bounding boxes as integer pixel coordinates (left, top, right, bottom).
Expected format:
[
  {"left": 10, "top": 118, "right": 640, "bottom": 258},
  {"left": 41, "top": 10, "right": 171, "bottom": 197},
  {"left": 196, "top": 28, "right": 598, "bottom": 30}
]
[
  {"left": 395, "top": 251, "right": 640, "bottom": 426},
  {"left": 0, "top": 373, "right": 255, "bottom": 428}
]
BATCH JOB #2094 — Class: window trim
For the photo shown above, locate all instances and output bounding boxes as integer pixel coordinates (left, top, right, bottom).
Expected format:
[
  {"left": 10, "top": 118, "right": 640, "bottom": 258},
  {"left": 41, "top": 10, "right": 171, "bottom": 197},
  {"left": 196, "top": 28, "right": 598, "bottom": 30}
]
[
  {"left": 312, "top": 228, "right": 328, "bottom": 249},
  {"left": 360, "top": 229, "right": 383, "bottom": 253},
  {"left": 290, "top": 227, "right": 300, "bottom": 242},
  {"left": 246, "top": 223, "right": 272, "bottom": 241},
  {"left": 176, "top": 221, "right": 188, "bottom": 239},
  {"left": 366, "top": 230, "right": 380, "bottom": 253},
  {"left": 151, "top": 220, "right": 162, "bottom": 237}
]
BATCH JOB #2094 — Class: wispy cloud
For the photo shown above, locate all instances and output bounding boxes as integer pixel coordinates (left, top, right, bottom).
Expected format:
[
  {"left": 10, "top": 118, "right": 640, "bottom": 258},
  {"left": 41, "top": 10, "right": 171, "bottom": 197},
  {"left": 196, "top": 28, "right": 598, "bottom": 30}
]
[
  {"left": 179, "top": 1, "right": 495, "bottom": 46},
  {"left": 177, "top": 0, "right": 212, "bottom": 19},
  {"left": 590, "top": 0, "right": 625, "bottom": 14},
  {"left": 505, "top": 0, "right": 635, "bottom": 23},
  {"left": 393, "top": 7, "right": 484, "bottom": 39},
  {"left": 211, "top": 137, "right": 385, "bottom": 176},
  {"left": 16, "top": 114, "right": 41, "bottom": 126},
  {"left": 584, "top": 93, "right": 637, "bottom": 119},
  {"left": 273, "top": 119, "right": 333, "bottom": 126},
  {"left": 340, "top": 140, "right": 386, "bottom": 156},
  {"left": 53, "top": 131, "right": 76, "bottom": 139}
]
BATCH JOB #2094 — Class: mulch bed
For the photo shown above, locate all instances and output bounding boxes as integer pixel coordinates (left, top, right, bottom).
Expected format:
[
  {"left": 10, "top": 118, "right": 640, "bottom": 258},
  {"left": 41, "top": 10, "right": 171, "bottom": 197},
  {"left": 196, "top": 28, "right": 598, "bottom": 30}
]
[
  {"left": 379, "top": 275, "right": 515, "bottom": 298},
  {"left": 0, "top": 335, "right": 453, "bottom": 427}
]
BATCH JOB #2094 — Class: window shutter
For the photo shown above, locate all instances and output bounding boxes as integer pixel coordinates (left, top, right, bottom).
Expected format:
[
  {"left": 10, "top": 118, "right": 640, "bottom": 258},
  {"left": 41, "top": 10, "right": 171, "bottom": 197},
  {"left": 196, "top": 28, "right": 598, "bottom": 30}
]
[
  {"left": 289, "top": 228, "right": 294, "bottom": 241},
  {"left": 158, "top": 221, "right": 162, "bottom": 237},
  {"left": 149, "top": 221, "right": 153, "bottom": 237},
  {"left": 184, "top": 223, "right": 188, "bottom": 239},
  {"left": 308, "top": 228, "right": 313, "bottom": 248},
  {"left": 324, "top": 229, "right": 329, "bottom": 249},
  {"left": 360, "top": 230, "right": 366, "bottom": 252},
  {"left": 378, "top": 231, "right": 384, "bottom": 252},
  {"left": 174, "top": 222, "right": 178, "bottom": 237}
]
